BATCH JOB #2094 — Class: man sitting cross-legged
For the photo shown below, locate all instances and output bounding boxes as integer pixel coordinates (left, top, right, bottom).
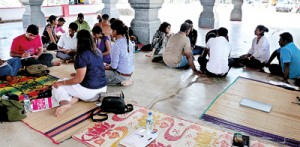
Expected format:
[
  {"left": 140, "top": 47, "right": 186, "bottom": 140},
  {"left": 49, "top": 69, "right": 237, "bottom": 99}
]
[
  {"left": 163, "top": 22, "right": 201, "bottom": 76},
  {"left": 266, "top": 32, "right": 300, "bottom": 84},
  {"left": 197, "top": 27, "right": 233, "bottom": 77},
  {"left": 10, "top": 24, "right": 60, "bottom": 67},
  {"left": 56, "top": 22, "right": 78, "bottom": 63}
]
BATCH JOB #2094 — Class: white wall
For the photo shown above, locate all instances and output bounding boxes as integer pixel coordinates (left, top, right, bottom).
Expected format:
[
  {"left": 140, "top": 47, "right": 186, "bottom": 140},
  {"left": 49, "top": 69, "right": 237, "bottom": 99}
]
[
  {"left": 0, "top": 7, "right": 25, "bottom": 20},
  {"left": 68, "top": 4, "right": 102, "bottom": 15},
  {"left": 0, "top": 4, "right": 103, "bottom": 21},
  {"left": 42, "top": 6, "right": 63, "bottom": 17}
]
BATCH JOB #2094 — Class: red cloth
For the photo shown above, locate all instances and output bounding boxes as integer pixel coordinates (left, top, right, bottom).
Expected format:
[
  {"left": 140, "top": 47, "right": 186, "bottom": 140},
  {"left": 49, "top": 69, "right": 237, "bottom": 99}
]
[{"left": 10, "top": 34, "right": 42, "bottom": 55}]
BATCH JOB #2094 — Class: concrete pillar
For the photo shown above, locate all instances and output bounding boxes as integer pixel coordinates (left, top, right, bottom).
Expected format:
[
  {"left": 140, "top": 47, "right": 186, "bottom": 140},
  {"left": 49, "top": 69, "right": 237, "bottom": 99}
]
[
  {"left": 102, "top": 0, "right": 119, "bottom": 18},
  {"left": 230, "top": 0, "right": 243, "bottom": 21},
  {"left": 21, "top": 0, "right": 46, "bottom": 30},
  {"left": 128, "top": 0, "right": 164, "bottom": 44},
  {"left": 199, "top": 0, "right": 218, "bottom": 28}
]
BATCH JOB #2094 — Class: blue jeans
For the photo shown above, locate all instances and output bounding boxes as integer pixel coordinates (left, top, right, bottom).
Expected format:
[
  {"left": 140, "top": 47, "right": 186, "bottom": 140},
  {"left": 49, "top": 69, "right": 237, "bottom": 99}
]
[
  {"left": 0, "top": 57, "right": 21, "bottom": 76},
  {"left": 176, "top": 56, "right": 188, "bottom": 68}
]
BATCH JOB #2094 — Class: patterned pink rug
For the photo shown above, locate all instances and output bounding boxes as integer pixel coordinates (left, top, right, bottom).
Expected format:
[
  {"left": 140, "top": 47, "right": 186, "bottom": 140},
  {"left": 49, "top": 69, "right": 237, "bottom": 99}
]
[{"left": 73, "top": 106, "right": 273, "bottom": 147}]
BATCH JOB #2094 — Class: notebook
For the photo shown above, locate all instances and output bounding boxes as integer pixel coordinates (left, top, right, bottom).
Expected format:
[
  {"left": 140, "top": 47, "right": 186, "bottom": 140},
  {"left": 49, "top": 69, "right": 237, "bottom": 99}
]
[
  {"left": 119, "top": 128, "right": 158, "bottom": 147},
  {"left": 240, "top": 98, "right": 272, "bottom": 113}
]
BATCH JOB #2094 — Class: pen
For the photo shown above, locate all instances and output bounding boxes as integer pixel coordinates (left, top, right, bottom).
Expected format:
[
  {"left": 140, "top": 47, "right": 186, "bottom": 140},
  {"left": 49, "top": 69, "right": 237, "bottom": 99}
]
[
  {"left": 148, "top": 138, "right": 152, "bottom": 141},
  {"left": 134, "top": 134, "right": 144, "bottom": 138}
]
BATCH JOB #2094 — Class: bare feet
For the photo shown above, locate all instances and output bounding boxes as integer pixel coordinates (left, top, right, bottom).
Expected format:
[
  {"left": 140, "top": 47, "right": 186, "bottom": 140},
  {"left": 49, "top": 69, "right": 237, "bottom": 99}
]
[
  {"left": 5, "top": 76, "right": 17, "bottom": 83},
  {"left": 52, "top": 61, "right": 61, "bottom": 66},
  {"left": 64, "top": 59, "right": 74, "bottom": 64},
  {"left": 55, "top": 98, "right": 79, "bottom": 117},
  {"left": 146, "top": 53, "right": 153, "bottom": 57},
  {"left": 55, "top": 104, "right": 72, "bottom": 117},
  {"left": 121, "top": 79, "right": 133, "bottom": 86}
]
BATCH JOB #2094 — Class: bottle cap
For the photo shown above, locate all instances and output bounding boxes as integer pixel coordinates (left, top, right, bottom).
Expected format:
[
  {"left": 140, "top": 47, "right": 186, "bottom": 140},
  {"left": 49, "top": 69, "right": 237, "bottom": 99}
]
[{"left": 148, "top": 112, "right": 152, "bottom": 115}]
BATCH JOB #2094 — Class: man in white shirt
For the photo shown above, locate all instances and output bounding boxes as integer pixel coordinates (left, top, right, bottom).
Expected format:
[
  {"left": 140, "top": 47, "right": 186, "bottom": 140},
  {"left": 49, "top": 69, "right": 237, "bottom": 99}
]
[
  {"left": 198, "top": 27, "right": 232, "bottom": 77},
  {"left": 56, "top": 22, "right": 78, "bottom": 62}
]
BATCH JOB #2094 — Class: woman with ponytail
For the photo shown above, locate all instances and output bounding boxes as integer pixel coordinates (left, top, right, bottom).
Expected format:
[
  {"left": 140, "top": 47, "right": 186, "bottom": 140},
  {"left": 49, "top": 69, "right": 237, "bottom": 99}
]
[
  {"left": 105, "top": 19, "right": 134, "bottom": 86},
  {"left": 244, "top": 25, "right": 270, "bottom": 68},
  {"left": 232, "top": 25, "right": 270, "bottom": 69}
]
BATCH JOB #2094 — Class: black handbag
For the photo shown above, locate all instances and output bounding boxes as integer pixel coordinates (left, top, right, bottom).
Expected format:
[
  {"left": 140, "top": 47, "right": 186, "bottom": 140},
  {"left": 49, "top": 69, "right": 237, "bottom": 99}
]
[{"left": 91, "top": 91, "right": 133, "bottom": 122}]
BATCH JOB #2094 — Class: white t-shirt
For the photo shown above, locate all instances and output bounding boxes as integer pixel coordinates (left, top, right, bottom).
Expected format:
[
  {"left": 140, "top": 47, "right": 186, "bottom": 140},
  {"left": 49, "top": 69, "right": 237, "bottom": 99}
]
[
  {"left": 206, "top": 36, "right": 232, "bottom": 74},
  {"left": 57, "top": 32, "right": 77, "bottom": 50},
  {"left": 247, "top": 36, "right": 270, "bottom": 63}
]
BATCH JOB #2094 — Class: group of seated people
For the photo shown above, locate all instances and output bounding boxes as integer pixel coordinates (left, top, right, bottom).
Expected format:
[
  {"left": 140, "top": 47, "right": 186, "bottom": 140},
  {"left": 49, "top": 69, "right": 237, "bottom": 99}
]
[
  {"left": 0, "top": 14, "right": 135, "bottom": 117},
  {"left": 1, "top": 13, "right": 300, "bottom": 117},
  {"left": 51, "top": 18, "right": 134, "bottom": 117},
  {"left": 146, "top": 20, "right": 300, "bottom": 84}
]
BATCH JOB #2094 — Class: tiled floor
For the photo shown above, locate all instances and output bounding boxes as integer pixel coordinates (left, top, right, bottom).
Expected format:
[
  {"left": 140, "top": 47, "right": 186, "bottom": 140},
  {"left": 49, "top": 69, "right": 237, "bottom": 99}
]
[{"left": 1, "top": 2, "right": 299, "bottom": 146}]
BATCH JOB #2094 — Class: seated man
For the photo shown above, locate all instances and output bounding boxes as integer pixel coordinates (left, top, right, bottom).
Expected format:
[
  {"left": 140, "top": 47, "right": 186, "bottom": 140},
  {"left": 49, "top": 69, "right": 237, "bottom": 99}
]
[
  {"left": 184, "top": 19, "right": 203, "bottom": 55},
  {"left": 74, "top": 13, "right": 90, "bottom": 31},
  {"left": 10, "top": 24, "right": 60, "bottom": 67},
  {"left": 266, "top": 32, "right": 300, "bottom": 83},
  {"left": 197, "top": 27, "right": 232, "bottom": 77},
  {"left": 56, "top": 22, "right": 78, "bottom": 62},
  {"left": 0, "top": 57, "right": 21, "bottom": 82},
  {"left": 99, "top": 14, "right": 112, "bottom": 40},
  {"left": 163, "top": 22, "right": 201, "bottom": 75}
]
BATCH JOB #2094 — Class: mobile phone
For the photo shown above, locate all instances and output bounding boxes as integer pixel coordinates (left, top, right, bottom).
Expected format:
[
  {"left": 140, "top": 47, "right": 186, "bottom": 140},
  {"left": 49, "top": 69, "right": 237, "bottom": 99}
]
[
  {"left": 242, "top": 135, "right": 250, "bottom": 147},
  {"left": 232, "top": 133, "right": 243, "bottom": 147}
]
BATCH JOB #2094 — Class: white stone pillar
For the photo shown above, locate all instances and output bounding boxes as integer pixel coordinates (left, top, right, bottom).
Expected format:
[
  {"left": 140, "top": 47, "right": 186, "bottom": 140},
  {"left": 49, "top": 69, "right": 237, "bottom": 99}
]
[
  {"left": 128, "top": 0, "right": 164, "bottom": 44},
  {"left": 199, "top": 0, "right": 218, "bottom": 28},
  {"left": 102, "top": 0, "right": 120, "bottom": 18},
  {"left": 21, "top": 0, "right": 46, "bottom": 30},
  {"left": 230, "top": 0, "right": 243, "bottom": 21}
]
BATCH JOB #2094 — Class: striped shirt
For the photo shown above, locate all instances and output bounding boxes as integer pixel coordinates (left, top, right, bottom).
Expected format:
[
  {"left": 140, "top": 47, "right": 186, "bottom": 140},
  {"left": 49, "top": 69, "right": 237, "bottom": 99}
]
[{"left": 111, "top": 37, "right": 134, "bottom": 74}]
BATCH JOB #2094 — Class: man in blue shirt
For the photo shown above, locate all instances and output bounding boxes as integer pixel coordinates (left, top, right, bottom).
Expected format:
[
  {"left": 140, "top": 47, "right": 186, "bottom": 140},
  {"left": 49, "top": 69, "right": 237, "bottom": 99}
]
[{"left": 267, "top": 32, "right": 300, "bottom": 83}]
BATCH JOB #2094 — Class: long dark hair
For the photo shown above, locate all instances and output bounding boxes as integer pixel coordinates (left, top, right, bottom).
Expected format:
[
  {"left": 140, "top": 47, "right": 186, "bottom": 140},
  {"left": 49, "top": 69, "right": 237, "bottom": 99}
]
[
  {"left": 110, "top": 19, "right": 130, "bottom": 52},
  {"left": 159, "top": 22, "right": 171, "bottom": 33},
  {"left": 76, "top": 29, "right": 99, "bottom": 56}
]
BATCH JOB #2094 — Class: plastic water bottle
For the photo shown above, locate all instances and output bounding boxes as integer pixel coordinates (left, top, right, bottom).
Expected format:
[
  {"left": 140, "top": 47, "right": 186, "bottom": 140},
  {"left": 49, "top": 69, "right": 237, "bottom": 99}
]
[
  {"left": 23, "top": 95, "right": 31, "bottom": 113},
  {"left": 146, "top": 112, "right": 154, "bottom": 133},
  {"left": 1, "top": 95, "right": 8, "bottom": 100}
]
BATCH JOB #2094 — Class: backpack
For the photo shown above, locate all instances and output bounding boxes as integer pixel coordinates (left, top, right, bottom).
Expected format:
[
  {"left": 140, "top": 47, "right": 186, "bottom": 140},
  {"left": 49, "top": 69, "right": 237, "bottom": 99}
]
[
  {"left": 0, "top": 98, "right": 27, "bottom": 122},
  {"left": 91, "top": 91, "right": 133, "bottom": 122},
  {"left": 26, "top": 64, "right": 50, "bottom": 76}
]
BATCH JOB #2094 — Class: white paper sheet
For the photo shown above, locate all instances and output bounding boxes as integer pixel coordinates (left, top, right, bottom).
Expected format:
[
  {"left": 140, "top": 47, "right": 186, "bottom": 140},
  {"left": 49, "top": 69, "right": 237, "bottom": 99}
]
[{"left": 240, "top": 98, "right": 272, "bottom": 113}]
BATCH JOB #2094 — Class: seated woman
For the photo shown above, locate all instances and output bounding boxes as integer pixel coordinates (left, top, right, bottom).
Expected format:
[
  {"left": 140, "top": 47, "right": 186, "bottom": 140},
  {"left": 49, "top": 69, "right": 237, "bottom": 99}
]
[
  {"left": 42, "top": 15, "right": 58, "bottom": 50},
  {"left": 0, "top": 57, "right": 21, "bottom": 82},
  {"left": 104, "top": 19, "right": 134, "bottom": 86},
  {"left": 52, "top": 29, "right": 107, "bottom": 117},
  {"left": 236, "top": 25, "right": 270, "bottom": 69},
  {"left": 146, "top": 22, "right": 172, "bottom": 62},
  {"left": 92, "top": 26, "right": 111, "bottom": 64}
]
